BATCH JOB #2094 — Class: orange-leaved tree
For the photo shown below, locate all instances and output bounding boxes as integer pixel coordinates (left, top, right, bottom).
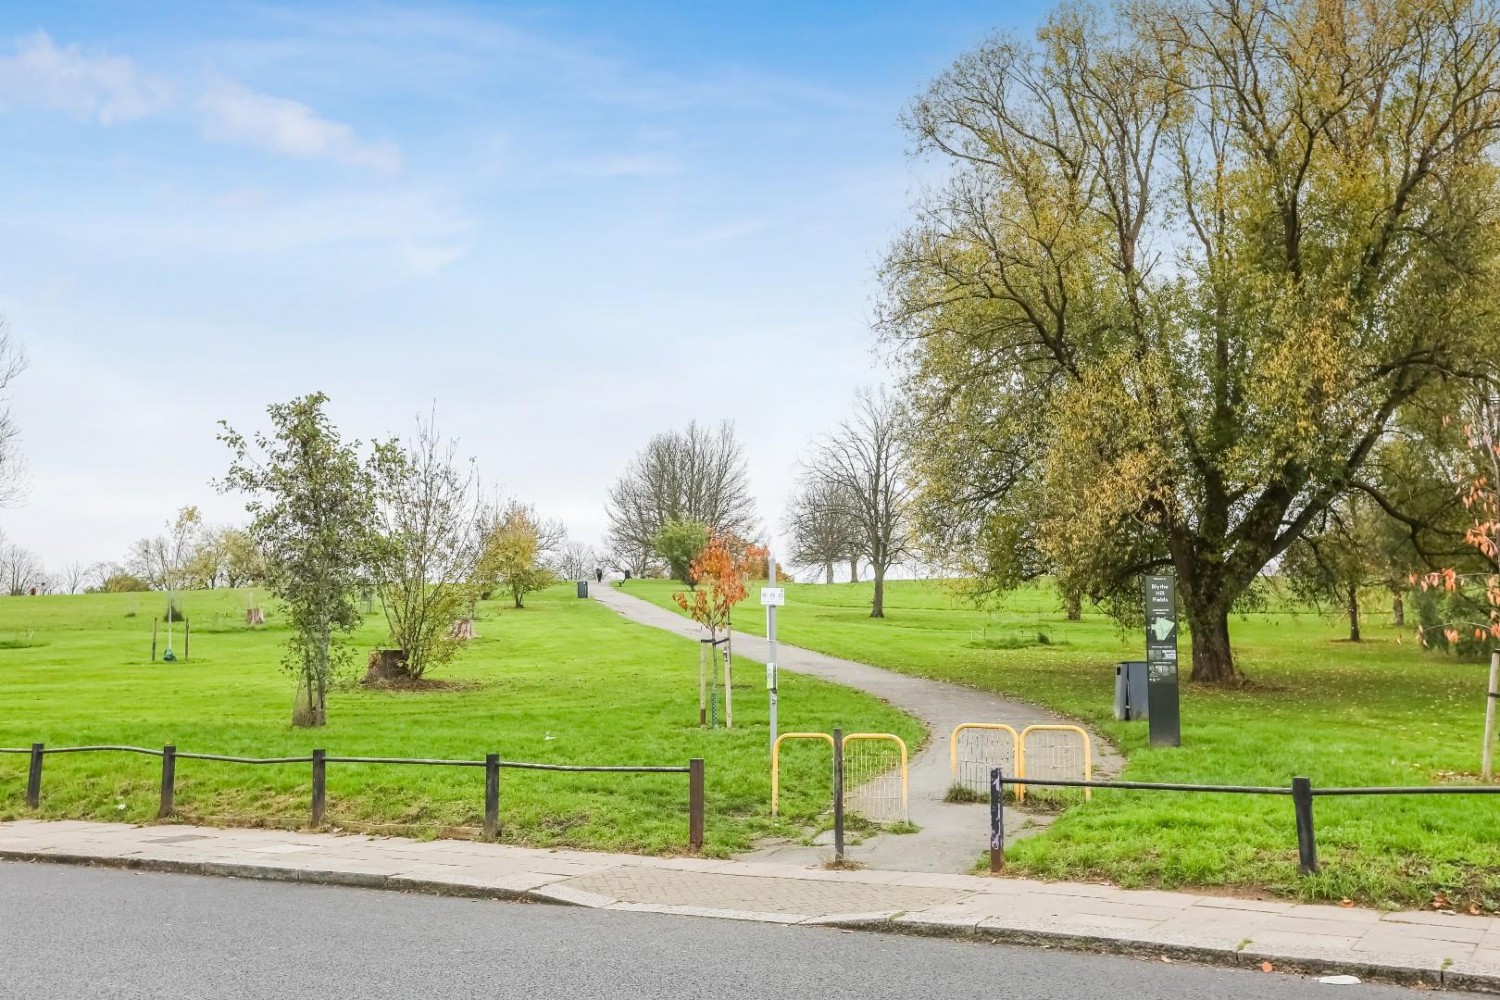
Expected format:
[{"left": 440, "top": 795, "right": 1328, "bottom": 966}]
[
  {"left": 1414, "top": 393, "right": 1500, "bottom": 778},
  {"left": 674, "top": 534, "right": 749, "bottom": 727}
]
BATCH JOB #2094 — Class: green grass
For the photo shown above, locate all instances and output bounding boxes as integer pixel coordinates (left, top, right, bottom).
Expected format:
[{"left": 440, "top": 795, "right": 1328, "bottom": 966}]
[
  {"left": 623, "top": 577, "right": 1500, "bottom": 910},
  {"left": 0, "top": 586, "right": 920, "bottom": 856}
]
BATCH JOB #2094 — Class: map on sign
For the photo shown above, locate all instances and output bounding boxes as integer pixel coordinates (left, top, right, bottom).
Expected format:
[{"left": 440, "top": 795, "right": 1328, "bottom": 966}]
[
  {"left": 759, "top": 587, "right": 785, "bottom": 606},
  {"left": 1150, "top": 617, "right": 1176, "bottom": 642}
]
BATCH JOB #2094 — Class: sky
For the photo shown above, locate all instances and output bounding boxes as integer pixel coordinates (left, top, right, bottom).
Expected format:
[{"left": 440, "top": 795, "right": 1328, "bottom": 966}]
[{"left": 0, "top": 0, "right": 1050, "bottom": 575}]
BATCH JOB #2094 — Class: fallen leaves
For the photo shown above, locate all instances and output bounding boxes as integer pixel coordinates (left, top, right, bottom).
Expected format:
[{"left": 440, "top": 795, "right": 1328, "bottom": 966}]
[{"left": 1259, "top": 961, "right": 1275, "bottom": 973}]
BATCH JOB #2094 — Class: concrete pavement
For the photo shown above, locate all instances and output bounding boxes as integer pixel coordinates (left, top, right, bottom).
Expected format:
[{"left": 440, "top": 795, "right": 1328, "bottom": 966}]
[
  {"left": 4, "top": 820, "right": 1497, "bottom": 992},
  {"left": 593, "top": 581, "right": 1123, "bottom": 872}
]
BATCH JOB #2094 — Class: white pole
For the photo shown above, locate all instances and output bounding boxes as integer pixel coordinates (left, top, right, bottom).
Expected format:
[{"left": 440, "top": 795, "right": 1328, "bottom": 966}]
[
  {"left": 767, "top": 541, "right": 779, "bottom": 753},
  {"left": 1483, "top": 650, "right": 1499, "bottom": 781}
]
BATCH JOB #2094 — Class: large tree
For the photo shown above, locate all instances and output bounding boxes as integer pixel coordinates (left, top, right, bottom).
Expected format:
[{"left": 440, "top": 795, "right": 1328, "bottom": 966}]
[
  {"left": 883, "top": 0, "right": 1500, "bottom": 681},
  {"left": 804, "top": 390, "right": 914, "bottom": 617},
  {"left": 220, "top": 393, "right": 382, "bottom": 726},
  {"left": 605, "top": 420, "right": 757, "bottom": 574}
]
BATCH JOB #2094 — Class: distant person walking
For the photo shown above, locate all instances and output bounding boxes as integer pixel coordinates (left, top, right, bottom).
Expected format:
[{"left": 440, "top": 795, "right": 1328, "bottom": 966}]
[{"left": 595, "top": 568, "right": 603, "bottom": 583}]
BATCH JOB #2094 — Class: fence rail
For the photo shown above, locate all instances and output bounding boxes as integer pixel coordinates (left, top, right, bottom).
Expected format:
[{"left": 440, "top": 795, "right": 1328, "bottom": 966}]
[
  {"left": 1, "top": 742, "right": 705, "bottom": 850},
  {"left": 986, "top": 770, "right": 1500, "bottom": 876}
]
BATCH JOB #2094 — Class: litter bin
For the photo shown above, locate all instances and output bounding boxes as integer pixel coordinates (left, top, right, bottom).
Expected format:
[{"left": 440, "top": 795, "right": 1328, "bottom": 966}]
[
  {"left": 1114, "top": 661, "right": 1149, "bottom": 721},
  {"left": 576, "top": 580, "right": 589, "bottom": 599}
]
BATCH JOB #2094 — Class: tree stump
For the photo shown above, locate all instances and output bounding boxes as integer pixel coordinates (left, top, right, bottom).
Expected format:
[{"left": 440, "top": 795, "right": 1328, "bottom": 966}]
[
  {"left": 245, "top": 608, "right": 265, "bottom": 626},
  {"left": 364, "top": 648, "right": 410, "bottom": 684},
  {"left": 449, "top": 618, "right": 476, "bottom": 641}
]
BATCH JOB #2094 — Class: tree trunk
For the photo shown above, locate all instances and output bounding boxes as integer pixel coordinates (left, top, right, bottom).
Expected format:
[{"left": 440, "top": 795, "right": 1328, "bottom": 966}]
[
  {"left": 849, "top": 557, "right": 859, "bottom": 583},
  {"left": 1392, "top": 594, "right": 1405, "bottom": 627},
  {"left": 1185, "top": 598, "right": 1236, "bottom": 684},
  {"left": 824, "top": 562, "right": 834, "bottom": 585},
  {"left": 1064, "top": 591, "right": 1082, "bottom": 621},
  {"left": 871, "top": 564, "right": 886, "bottom": 618},
  {"left": 1347, "top": 585, "right": 1361, "bottom": 642}
]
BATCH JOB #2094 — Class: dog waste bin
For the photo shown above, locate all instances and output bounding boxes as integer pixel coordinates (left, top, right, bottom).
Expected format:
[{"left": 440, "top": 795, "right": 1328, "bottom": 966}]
[
  {"left": 576, "top": 580, "right": 589, "bottom": 599},
  {"left": 1114, "top": 661, "right": 1149, "bottom": 721}
]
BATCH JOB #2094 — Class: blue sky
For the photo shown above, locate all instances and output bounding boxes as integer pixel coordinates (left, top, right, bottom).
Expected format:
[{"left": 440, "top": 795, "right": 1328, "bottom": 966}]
[{"left": 0, "top": 1, "right": 1048, "bottom": 571}]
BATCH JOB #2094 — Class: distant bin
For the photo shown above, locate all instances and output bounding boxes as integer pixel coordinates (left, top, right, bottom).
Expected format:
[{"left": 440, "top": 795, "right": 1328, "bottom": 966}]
[
  {"left": 576, "top": 580, "right": 589, "bottom": 599},
  {"left": 1114, "top": 661, "right": 1149, "bottom": 721}
]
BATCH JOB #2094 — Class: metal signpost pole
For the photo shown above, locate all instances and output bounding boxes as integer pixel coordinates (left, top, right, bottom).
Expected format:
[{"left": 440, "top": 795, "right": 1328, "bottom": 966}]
[{"left": 766, "top": 543, "right": 779, "bottom": 753}]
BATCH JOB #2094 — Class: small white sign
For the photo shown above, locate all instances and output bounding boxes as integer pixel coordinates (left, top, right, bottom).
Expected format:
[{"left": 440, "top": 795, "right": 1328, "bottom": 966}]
[
  {"left": 759, "top": 587, "right": 785, "bottom": 606},
  {"left": 766, "top": 663, "right": 777, "bottom": 689}
]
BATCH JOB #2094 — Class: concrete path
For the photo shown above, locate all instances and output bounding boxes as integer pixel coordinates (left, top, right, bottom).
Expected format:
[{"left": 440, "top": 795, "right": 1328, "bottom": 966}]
[
  {"left": 592, "top": 583, "right": 1122, "bottom": 873},
  {"left": 5, "top": 820, "right": 1496, "bottom": 992}
]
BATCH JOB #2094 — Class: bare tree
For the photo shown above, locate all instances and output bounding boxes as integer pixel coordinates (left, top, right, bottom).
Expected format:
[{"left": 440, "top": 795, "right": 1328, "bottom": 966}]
[
  {"left": 783, "top": 475, "right": 862, "bottom": 584},
  {"left": 60, "top": 561, "right": 88, "bottom": 595},
  {"left": 370, "top": 414, "right": 484, "bottom": 680},
  {"left": 0, "top": 321, "right": 26, "bottom": 508},
  {"left": 552, "top": 539, "right": 600, "bottom": 581},
  {"left": 0, "top": 533, "right": 48, "bottom": 595},
  {"left": 605, "top": 420, "right": 757, "bottom": 574},
  {"left": 805, "top": 390, "right": 914, "bottom": 617}
]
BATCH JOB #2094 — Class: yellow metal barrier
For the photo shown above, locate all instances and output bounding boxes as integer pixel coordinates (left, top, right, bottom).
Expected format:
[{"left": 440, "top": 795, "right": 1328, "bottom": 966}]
[
  {"left": 949, "top": 723, "right": 1019, "bottom": 797},
  {"left": 771, "top": 732, "right": 834, "bottom": 816},
  {"left": 1017, "top": 724, "right": 1093, "bottom": 803},
  {"left": 842, "top": 733, "right": 909, "bottom": 823}
]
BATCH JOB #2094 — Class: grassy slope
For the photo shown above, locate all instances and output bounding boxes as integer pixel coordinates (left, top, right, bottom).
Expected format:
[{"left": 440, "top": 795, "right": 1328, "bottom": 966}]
[
  {"left": 0, "top": 586, "right": 920, "bottom": 856},
  {"left": 624, "top": 577, "right": 1499, "bottom": 909}
]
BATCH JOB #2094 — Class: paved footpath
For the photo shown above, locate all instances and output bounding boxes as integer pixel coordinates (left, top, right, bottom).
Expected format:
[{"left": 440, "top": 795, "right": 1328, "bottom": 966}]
[
  {"left": 593, "top": 582, "right": 1123, "bottom": 872},
  {"left": 3, "top": 820, "right": 1498, "bottom": 992}
]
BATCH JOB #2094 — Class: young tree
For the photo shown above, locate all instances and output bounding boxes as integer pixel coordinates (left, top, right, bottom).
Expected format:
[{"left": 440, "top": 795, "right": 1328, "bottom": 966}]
[
  {"left": 477, "top": 501, "right": 559, "bottom": 609},
  {"left": 1282, "top": 494, "right": 1410, "bottom": 641},
  {"left": 784, "top": 475, "right": 860, "bottom": 584},
  {"left": 605, "top": 420, "right": 757, "bottom": 574},
  {"left": 0, "top": 320, "right": 26, "bottom": 508},
  {"left": 219, "top": 393, "right": 382, "bottom": 727},
  {"left": 370, "top": 415, "right": 484, "bottom": 679},
  {"left": 804, "top": 389, "right": 913, "bottom": 617},
  {"left": 653, "top": 519, "right": 711, "bottom": 586},
  {"left": 218, "top": 527, "right": 267, "bottom": 588},
  {"left": 883, "top": 0, "right": 1500, "bottom": 681},
  {"left": 673, "top": 534, "right": 750, "bottom": 727}
]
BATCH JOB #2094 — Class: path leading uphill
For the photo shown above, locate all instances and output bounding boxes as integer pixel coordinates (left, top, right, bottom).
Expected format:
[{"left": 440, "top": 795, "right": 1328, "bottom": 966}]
[{"left": 592, "top": 582, "right": 1122, "bottom": 873}]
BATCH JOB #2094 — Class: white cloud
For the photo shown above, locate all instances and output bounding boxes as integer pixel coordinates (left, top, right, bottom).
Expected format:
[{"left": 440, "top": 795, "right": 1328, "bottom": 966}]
[
  {"left": 0, "top": 31, "right": 171, "bottom": 124},
  {"left": 198, "top": 83, "right": 401, "bottom": 171}
]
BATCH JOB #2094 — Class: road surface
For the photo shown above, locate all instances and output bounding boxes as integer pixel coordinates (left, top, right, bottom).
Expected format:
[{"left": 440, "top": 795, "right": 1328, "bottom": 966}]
[{"left": 0, "top": 864, "right": 1457, "bottom": 999}]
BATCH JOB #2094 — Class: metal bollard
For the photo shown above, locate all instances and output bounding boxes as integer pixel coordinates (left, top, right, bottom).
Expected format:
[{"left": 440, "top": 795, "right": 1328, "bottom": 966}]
[
  {"left": 832, "top": 728, "right": 845, "bottom": 862},
  {"left": 990, "top": 768, "right": 1005, "bottom": 873},
  {"left": 25, "top": 743, "right": 43, "bottom": 809}
]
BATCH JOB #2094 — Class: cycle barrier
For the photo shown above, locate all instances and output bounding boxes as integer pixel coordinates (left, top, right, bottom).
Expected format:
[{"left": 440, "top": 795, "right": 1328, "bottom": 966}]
[
  {"left": 950, "top": 722, "right": 1093, "bottom": 802},
  {"left": 770, "top": 729, "right": 909, "bottom": 860}
]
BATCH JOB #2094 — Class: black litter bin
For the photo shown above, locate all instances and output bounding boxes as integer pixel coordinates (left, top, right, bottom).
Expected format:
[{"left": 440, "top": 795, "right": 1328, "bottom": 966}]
[
  {"left": 576, "top": 580, "right": 589, "bottom": 599},
  {"left": 1114, "top": 661, "right": 1149, "bottom": 720}
]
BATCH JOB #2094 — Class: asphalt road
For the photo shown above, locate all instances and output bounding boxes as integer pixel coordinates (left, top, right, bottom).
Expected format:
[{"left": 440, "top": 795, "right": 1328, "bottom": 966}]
[{"left": 0, "top": 863, "right": 1465, "bottom": 999}]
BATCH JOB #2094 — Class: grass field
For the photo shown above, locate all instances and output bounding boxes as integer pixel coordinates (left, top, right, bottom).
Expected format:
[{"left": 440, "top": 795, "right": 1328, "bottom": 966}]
[
  {"left": 624, "top": 577, "right": 1500, "bottom": 910},
  {"left": 0, "top": 586, "right": 920, "bottom": 856}
]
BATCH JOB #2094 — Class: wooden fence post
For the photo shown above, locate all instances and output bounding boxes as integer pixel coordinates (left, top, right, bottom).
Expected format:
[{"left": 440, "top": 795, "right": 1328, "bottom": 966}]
[
  {"left": 25, "top": 743, "right": 43, "bottom": 809},
  {"left": 484, "top": 753, "right": 500, "bottom": 840},
  {"left": 1293, "top": 776, "right": 1317, "bottom": 875},
  {"left": 311, "top": 749, "right": 326, "bottom": 827},
  {"left": 689, "top": 758, "right": 705, "bottom": 851},
  {"left": 158, "top": 744, "right": 176, "bottom": 818},
  {"left": 832, "top": 728, "right": 845, "bottom": 862}
]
